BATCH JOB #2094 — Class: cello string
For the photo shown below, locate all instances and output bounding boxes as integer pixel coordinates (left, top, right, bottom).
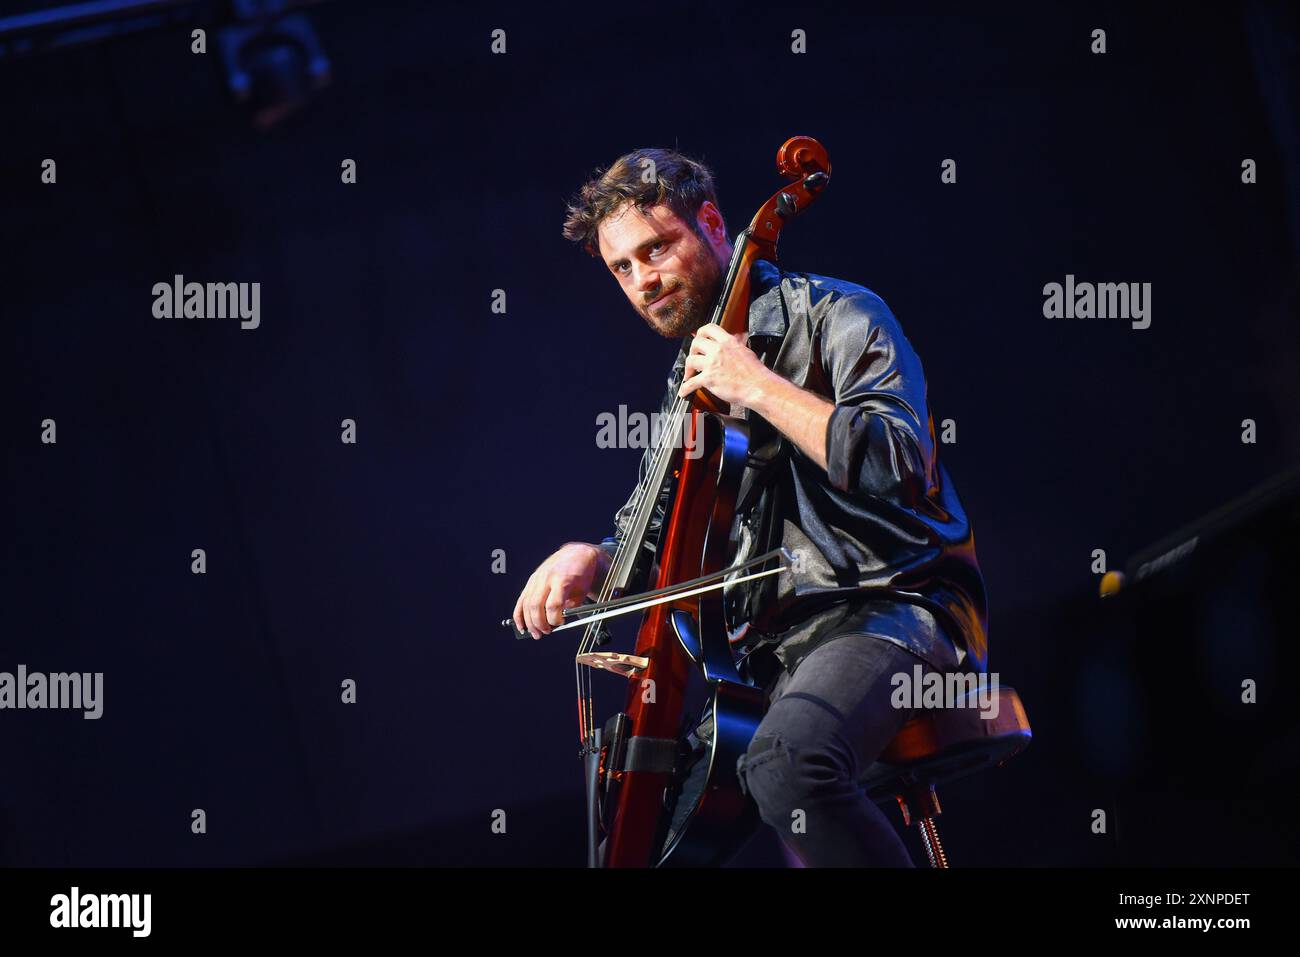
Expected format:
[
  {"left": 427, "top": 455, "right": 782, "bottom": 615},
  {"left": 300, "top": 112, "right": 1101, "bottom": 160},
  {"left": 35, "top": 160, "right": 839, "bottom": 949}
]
[
  {"left": 573, "top": 275, "right": 732, "bottom": 743},
  {"left": 577, "top": 401, "right": 691, "bottom": 744},
  {"left": 575, "top": 395, "right": 680, "bottom": 742},
  {"left": 574, "top": 336, "right": 706, "bottom": 742}
]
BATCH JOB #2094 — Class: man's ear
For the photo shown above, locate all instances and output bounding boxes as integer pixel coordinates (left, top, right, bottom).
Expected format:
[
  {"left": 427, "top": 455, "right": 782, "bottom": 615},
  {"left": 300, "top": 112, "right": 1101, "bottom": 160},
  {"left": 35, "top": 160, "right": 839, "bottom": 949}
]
[{"left": 698, "top": 201, "right": 726, "bottom": 242}]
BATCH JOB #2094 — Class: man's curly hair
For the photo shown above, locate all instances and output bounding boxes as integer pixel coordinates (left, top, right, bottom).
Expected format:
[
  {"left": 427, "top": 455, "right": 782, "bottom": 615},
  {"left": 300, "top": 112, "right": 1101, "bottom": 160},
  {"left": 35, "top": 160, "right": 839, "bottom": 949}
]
[{"left": 562, "top": 148, "right": 727, "bottom": 258}]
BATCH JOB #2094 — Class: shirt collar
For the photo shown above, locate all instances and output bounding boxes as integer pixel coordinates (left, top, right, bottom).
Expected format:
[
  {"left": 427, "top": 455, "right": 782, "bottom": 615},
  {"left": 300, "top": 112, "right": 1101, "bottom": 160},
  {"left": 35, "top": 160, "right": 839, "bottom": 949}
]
[{"left": 747, "top": 258, "right": 789, "bottom": 338}]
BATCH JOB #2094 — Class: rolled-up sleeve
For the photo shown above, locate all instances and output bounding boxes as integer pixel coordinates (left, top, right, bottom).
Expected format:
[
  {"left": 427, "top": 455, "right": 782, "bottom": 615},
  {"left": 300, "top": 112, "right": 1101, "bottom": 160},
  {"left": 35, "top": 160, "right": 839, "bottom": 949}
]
[{"left": 819, "top": 292, "right": 936, "bottom": 506}]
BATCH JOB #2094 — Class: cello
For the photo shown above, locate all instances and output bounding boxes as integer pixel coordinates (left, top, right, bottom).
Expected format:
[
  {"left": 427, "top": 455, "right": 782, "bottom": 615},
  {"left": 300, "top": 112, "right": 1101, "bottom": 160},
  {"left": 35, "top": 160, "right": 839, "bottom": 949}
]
[{"left": 509, "top": 137, "right": 831, "bottom": 866}]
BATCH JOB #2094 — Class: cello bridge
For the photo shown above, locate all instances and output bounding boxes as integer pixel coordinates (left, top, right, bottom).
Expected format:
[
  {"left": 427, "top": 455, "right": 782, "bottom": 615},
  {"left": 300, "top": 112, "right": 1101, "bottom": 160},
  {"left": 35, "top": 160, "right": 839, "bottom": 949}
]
[{"left": 575, "top": 652, "right": 650, "bottom": 679}]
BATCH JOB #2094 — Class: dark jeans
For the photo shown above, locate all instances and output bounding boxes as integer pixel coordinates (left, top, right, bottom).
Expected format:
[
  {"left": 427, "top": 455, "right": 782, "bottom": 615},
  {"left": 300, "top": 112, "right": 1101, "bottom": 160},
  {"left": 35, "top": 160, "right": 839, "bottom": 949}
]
[{"left": 735, "top": 633, "right": 938, "bottom": 867}]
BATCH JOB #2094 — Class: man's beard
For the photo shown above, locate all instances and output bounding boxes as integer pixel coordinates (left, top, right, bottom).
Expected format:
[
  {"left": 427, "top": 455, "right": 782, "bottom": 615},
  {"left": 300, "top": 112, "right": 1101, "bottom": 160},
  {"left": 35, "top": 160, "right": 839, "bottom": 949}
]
[{"left": 641, "top": 256, "right": 722, "bottom": 339}]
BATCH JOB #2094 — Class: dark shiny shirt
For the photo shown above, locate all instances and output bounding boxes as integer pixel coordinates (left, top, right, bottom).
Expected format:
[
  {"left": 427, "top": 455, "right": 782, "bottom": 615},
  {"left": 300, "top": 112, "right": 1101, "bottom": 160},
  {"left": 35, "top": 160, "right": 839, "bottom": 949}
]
[{"left": 600, "top": 259, "right": 988, "bottom": 677}]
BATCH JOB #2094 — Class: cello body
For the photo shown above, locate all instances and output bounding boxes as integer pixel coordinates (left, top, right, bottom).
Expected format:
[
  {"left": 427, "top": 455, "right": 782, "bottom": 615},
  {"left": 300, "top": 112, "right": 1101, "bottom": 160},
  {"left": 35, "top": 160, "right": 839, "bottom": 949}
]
[{"left": 597, "top": 411, "right": 767, "bottom": 867}]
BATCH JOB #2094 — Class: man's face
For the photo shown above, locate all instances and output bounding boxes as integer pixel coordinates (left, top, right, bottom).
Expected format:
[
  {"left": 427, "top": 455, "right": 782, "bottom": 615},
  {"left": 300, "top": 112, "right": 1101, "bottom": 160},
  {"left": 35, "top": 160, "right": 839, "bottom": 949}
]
[{"left": 597, "top": 201, "right": 730, "bottom": 338}]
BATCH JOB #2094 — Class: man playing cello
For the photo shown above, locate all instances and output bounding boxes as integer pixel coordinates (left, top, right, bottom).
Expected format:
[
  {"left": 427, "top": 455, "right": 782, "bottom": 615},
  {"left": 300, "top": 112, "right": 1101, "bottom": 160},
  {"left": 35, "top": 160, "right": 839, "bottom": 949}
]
[{"left": 512, "top": 148, "right": 988, "bottom": 867}]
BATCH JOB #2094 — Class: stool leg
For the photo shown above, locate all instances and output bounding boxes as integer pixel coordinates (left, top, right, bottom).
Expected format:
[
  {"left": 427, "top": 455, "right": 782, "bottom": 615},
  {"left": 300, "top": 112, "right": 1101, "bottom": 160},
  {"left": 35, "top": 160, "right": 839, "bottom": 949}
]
[
  {"left": 895, "top": 783, "right": 951, "bottom": 868},
  {"left": 916, "top": 816, "right": 949, "bottom": 868}
]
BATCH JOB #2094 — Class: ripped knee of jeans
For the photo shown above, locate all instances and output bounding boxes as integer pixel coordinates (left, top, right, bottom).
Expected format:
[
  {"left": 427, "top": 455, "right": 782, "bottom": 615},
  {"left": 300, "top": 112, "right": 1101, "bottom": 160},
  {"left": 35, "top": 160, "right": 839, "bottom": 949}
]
[
  {"left": 736, "top": 733, "right": 795, "bottom": 810},
  {"left": 737, "top": 730, "right": 864, "bottom": 823}
]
